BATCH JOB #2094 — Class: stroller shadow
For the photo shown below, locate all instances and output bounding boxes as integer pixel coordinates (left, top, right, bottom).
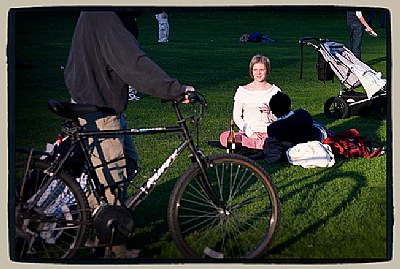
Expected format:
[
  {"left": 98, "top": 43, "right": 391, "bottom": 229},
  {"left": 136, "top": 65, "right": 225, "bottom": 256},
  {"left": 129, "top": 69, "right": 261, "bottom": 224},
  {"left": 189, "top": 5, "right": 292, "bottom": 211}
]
[{"left": 313, "top": 112, "right": 386, "bottom": 142}]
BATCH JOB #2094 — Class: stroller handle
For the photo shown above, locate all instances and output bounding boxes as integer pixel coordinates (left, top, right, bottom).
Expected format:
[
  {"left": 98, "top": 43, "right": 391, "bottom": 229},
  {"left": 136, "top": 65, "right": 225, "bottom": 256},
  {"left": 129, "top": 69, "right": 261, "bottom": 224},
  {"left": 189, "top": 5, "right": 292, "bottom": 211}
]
[
  {"left": 299, "top": 36, "right": 330, "bottom": 80},
  {"left": 299, "top": 36, "right": 330, "bottom": 44}
]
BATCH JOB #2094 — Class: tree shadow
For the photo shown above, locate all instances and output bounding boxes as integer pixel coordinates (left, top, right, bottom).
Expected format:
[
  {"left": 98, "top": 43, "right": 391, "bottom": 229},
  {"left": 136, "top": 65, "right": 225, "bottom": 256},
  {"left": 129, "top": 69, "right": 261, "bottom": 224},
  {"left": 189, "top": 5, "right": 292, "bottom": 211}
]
[{"left": 364, "top": 56, "right": 387, "bottom": 68}]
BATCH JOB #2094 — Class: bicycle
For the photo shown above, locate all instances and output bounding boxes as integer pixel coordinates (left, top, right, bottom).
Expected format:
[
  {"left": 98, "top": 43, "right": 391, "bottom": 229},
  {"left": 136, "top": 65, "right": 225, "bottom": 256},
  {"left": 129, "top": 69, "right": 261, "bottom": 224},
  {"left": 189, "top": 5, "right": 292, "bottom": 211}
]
[{"left": 12, "top": 92, "right": 280, "bottom": 260}]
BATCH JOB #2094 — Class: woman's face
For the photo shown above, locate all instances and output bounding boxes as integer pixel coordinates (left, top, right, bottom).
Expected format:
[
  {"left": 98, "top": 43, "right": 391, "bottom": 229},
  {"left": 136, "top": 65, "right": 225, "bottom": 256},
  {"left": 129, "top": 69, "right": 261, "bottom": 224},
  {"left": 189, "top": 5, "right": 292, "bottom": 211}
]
[{"left": 252, "top": 62, "right": 267, "bottom": 82}]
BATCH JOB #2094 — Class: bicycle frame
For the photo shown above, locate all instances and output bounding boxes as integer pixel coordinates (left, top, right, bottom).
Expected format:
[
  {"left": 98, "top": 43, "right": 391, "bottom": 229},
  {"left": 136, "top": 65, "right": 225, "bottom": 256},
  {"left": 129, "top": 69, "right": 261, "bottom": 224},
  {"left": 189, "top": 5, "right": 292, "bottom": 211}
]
[
  {"left": 25, "top": 99, "right": 221, "bottom": 214},
  {"left": 15, "top": 93, "right": 281, "bottom": 259}
]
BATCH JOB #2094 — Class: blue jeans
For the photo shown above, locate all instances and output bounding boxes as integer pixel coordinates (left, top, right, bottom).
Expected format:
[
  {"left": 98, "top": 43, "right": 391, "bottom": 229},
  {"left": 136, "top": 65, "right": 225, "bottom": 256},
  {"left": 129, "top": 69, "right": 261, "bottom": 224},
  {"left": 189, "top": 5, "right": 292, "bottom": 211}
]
[{"left": 348, "top": 23, "right": 364, "bottom": 59}]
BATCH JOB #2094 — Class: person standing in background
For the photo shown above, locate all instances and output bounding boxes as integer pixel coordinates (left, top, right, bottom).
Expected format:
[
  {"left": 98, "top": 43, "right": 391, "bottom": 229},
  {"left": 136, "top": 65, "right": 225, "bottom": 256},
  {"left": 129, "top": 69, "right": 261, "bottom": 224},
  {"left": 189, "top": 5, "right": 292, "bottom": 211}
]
[
  {"left": 155, "top": 11, "right": 169, "bottom": 43},
  {"left": 346, "top": 10, "right": 376, "bottom": 59},
  {"left": 366, "top": 10, "right": 386, "bottom": 29}
]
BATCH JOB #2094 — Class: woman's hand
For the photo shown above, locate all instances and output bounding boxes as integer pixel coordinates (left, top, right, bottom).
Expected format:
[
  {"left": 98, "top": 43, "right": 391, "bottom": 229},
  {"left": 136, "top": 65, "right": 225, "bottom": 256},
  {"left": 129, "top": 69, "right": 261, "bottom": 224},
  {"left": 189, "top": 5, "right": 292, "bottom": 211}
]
[{"left": 250, "top": 133, "right": 264, "bottom": 140}]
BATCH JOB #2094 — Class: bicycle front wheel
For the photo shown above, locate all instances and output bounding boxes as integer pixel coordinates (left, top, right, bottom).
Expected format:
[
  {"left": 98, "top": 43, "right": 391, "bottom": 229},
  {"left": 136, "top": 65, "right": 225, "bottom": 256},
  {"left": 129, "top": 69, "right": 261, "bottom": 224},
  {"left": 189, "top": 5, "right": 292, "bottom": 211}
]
[
  {"left": 14, "top": 160, "right": 91, "bottom": 260},
  {"left": 168, "top": 153, "right": 280, "bottom": 259}
]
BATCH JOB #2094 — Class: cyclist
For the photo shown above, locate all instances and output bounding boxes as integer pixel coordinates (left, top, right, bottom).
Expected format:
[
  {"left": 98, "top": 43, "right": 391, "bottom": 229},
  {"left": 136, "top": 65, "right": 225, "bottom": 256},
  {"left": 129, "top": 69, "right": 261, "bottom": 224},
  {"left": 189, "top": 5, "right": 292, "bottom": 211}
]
[{"left": 64, "top": 10, "right": 195, "bottom": 258}]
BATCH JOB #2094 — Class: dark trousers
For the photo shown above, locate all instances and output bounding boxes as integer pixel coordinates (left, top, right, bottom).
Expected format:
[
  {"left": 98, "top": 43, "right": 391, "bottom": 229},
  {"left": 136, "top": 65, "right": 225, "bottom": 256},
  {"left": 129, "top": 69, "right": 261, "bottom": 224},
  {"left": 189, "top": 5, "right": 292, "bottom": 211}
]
[{"left": 348, "top": 23, "right": 364, "bottom": 59}]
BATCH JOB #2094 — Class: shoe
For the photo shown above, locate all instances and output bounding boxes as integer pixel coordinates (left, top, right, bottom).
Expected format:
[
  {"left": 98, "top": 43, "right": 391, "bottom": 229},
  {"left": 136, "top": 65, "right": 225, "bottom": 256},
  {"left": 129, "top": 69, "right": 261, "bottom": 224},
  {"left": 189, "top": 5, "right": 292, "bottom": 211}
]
[
  {"left": 109, "top": 245, "right": 143, "bottom": 259},
  {"left": 128, "top": 86, "right": 141, "bottom": 100},
  {"left": 119, "top": 248, "right": 143, "bottom": 259},
  {"left": 128, "top": 85, "right": 136, "bottom": 93},
  {"left": 84, "top": 239, "right": 97, "bottom": 248},
  {"left": 129, "top": 93, "right": 141, "bottom": 101}
]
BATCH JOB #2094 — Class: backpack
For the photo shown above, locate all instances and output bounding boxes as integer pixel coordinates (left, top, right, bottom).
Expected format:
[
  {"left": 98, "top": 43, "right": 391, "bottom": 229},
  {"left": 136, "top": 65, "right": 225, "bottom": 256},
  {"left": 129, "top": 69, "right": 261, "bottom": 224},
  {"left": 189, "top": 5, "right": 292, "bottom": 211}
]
[
  {"left": 316, "top": 51, "right": 335, "bottom": 82},
  {"left": 322, "top": 128, "right": 384, "bottom": 159}
]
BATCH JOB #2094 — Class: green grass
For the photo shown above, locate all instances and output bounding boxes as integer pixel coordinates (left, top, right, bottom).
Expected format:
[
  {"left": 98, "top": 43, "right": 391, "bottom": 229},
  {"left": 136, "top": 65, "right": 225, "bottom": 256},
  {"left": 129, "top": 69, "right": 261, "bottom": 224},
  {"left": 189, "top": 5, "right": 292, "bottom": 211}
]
[{"left": 11, "top": 7, "right": 390, "bottom": 262}]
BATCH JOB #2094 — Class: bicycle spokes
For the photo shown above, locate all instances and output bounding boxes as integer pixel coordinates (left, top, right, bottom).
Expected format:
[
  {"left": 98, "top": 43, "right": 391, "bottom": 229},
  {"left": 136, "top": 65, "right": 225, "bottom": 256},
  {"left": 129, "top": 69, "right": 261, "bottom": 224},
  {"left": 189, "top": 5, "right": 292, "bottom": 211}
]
[{"left": 169, "top": 154, "right": 279, "bottom": 259}]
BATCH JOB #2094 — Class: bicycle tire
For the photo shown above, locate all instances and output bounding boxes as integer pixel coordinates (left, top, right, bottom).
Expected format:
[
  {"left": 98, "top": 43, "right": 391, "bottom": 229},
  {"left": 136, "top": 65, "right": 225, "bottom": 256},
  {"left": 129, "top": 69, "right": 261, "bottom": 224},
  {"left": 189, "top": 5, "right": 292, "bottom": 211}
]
[
  {"left": 168, "top": 153, "right": 280, "bottom": 259},
  {"left": 14, "top": 160, "right": 91, "bottom": 260}
]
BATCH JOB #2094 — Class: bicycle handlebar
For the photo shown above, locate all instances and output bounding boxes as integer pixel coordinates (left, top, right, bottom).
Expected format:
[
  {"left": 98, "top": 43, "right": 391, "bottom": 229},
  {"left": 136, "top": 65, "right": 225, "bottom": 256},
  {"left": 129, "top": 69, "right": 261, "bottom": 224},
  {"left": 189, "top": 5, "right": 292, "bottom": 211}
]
[{"left": 187, "top": 91, "right": 208, "bottom": 108}]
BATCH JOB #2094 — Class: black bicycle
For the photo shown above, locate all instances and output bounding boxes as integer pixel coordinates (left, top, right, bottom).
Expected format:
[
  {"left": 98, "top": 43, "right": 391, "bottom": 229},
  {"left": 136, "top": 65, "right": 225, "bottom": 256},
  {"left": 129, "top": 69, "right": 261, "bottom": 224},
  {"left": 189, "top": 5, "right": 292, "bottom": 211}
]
[{"left": 13, "top": 92, "right": 280, "bottom": 260}]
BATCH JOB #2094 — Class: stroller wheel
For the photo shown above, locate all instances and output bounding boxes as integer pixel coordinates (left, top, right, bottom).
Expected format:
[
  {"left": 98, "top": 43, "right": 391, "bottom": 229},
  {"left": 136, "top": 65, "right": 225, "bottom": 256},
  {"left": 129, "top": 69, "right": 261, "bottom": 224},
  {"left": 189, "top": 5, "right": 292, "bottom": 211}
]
[
  {"left": 324, "top": 97, "right": 350, "bottom": 119},
  {"left": 375, "top": 97, "right": 387, "bottom": 120}
]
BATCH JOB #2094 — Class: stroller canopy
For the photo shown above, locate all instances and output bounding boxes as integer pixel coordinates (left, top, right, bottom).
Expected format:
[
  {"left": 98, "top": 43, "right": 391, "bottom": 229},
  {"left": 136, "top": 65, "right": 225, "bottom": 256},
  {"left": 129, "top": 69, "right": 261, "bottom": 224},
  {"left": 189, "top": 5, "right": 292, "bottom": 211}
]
[{"left": 320, "top": 42, "right": 386, "bottom": 99}]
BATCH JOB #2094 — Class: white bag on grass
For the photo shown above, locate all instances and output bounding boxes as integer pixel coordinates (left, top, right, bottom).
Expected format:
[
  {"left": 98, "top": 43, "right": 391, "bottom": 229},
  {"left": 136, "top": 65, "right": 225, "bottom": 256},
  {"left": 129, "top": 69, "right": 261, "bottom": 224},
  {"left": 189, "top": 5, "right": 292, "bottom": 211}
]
[{"left": 286, "top": 141, "right": 335, "bottom": 168}]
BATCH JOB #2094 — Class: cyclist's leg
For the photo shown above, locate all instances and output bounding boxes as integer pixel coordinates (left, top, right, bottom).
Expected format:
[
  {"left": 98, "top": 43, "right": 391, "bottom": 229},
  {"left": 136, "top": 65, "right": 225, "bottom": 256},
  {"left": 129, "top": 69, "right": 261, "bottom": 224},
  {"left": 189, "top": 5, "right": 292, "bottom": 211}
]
[
  {"left": 120, "top": 113, "right": 139, "bottom": 202},
  {"left": 79, "top": 112, "right": 138, "bottom": 258},
  {"left": 79, "top": 112, "right": 127, "bottom": 205}
]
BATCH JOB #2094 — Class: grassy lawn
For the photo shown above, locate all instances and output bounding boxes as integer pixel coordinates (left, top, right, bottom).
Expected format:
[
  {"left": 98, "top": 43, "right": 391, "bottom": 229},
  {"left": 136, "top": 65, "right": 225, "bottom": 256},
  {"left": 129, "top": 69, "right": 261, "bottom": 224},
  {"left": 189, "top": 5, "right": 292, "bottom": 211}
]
[{"left": 10, "top": 6, "right": 391, "bottom": 262}]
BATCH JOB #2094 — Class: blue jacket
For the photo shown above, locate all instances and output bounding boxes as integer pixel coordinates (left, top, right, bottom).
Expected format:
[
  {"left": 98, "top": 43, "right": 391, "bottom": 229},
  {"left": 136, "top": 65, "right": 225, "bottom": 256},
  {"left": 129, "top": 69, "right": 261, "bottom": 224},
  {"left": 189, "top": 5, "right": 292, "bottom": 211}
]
[{"left": 267, "top": 109, "right": 318, "bottom": 144}]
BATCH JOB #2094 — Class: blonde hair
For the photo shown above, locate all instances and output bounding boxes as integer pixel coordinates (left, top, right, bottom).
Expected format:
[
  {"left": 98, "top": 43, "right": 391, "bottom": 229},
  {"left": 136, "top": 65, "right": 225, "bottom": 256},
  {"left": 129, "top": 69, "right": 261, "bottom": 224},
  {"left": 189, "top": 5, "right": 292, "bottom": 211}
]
[{"left": 248, "top": 54, "right": 271, "bottom": 79}]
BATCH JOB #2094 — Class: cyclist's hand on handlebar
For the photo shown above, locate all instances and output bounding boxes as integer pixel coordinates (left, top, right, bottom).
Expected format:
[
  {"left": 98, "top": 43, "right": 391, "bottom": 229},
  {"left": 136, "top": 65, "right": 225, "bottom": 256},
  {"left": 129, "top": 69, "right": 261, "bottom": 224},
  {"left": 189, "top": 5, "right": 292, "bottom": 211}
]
[{"left": 181, "top": 86, "right": 195, "bottom": 104}]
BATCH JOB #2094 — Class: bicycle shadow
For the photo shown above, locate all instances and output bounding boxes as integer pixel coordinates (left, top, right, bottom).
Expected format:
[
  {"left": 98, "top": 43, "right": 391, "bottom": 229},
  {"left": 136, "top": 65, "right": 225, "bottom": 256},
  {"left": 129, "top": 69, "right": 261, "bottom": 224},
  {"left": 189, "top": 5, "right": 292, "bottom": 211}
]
[
  {"left": 266, "top": 160, "right": 367, "bottom": 257},
  {"left": 126, "top": 178, "right": 179, "bottom": 257}
]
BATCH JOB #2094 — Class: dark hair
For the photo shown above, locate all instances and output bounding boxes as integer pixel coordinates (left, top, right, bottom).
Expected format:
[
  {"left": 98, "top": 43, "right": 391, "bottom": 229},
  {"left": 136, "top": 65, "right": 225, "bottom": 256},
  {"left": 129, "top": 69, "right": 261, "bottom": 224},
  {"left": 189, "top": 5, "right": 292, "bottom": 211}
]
[
  {"left": 269, "top": 91, "right": 291, "bottom": 118},
  {"left": 117, "top": 11, "right": 141, "bottom": 38}
]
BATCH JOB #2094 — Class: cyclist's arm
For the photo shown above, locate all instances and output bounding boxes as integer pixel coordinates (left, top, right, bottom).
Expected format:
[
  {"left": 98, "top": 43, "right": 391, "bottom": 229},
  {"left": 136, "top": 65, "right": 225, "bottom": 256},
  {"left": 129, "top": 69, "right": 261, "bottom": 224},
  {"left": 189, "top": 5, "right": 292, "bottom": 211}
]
[{"left": 96, "top": 12, "right": 188, "bottom": 102}]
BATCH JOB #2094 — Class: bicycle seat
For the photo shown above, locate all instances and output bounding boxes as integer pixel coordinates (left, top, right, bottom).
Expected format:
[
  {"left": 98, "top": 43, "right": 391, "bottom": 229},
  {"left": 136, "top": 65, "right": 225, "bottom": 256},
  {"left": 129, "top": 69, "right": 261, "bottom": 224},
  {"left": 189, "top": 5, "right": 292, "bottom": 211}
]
[{"left": 48, "top": 100, "right": 117, "bottom": 119}]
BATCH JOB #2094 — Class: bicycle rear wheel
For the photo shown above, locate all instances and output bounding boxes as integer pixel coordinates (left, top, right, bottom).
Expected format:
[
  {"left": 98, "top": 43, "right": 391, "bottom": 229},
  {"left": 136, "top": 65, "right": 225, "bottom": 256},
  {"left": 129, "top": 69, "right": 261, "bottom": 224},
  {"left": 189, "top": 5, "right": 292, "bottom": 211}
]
[
  {"left": 168, "top": 153, "right": 280, "bottom": 259},
  {"left": 14, "top": 160, "right": 91, "bottom": 260}
]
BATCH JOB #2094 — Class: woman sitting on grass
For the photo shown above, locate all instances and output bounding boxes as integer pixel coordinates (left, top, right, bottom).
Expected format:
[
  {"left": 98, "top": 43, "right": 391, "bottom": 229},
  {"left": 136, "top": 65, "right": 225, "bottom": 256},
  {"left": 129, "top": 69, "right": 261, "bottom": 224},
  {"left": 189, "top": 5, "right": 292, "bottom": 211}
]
[{"left": 219, "top": 54, "right": 281, "bottom": 150}]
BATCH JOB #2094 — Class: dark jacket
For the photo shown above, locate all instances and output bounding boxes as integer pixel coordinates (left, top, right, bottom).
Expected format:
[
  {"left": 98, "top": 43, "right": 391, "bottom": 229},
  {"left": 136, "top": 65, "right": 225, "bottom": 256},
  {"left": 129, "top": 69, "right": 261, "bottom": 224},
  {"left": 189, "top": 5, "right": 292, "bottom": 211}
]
[
  {"left": 346, "top": 11, "right": 362, "bottom": 26},
  {"left": 267, "top": 109, "right": 318, "bottom": 144},
  {"left": 64, "top": 11, "right": 185, "bottom": 113}
]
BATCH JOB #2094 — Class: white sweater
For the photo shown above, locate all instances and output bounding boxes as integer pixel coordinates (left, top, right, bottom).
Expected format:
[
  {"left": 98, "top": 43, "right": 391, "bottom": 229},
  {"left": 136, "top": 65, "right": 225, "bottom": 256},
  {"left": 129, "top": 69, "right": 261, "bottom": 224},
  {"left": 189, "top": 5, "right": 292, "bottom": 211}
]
[{"left": 233, "top": 85, "right": 281, "bottom": 137}]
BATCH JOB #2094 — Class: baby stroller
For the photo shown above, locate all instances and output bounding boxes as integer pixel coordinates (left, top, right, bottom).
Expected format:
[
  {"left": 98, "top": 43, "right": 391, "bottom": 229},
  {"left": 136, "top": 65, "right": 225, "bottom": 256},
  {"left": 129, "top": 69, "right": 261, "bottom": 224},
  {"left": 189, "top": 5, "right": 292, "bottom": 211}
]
[{"left": 299, "top": 37, "right": 387, "bottom": 120}]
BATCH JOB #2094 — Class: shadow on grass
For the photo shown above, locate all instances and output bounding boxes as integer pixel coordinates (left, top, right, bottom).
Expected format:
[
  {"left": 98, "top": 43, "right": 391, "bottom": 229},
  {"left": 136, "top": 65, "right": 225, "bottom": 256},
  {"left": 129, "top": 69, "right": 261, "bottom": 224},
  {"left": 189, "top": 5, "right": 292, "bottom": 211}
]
[
  {"left": 364, "top": 56, "right": 387, "bottom": 68},
  {"left": 267, "top": 160, "right": 367, "bottom": 257},
  {"left": 126, "top": 178, "right": 178, "bottom": 258}
]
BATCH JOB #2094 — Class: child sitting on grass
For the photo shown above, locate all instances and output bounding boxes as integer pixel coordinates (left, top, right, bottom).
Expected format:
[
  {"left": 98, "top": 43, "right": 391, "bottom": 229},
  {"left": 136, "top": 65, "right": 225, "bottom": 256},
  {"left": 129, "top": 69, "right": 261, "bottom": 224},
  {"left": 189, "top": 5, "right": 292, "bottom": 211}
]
[{"left": 267, "top": 91, "right": 331, "bottom": 144}]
